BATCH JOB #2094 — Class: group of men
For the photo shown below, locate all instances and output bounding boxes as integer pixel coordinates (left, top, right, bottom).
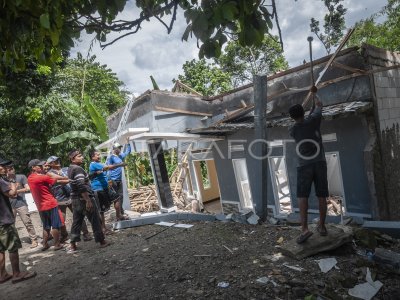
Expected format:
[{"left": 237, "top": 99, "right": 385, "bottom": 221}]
[{"left": 0, "top": 142, "right": 131, "bottom": 284}]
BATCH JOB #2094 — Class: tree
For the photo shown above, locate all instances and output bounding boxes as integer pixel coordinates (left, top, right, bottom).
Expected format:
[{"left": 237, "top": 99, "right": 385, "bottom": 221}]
[
  {"left": 216, "top": 35, "right": 288, "bottom": 87},
  {"left": 175, "top": 59, "right": 232, "bottom": 96},
  {"left": 310, "top": 0, "right": 347, "bottom": 54},
  {"left": 53, "top": 53, "right": 128, "bottom": 117},
  {"left": 0, "top": 56, "right": 127, "bottom": 171},
  {"left": 348, "top": 0, "right": 399, "bottom": 51},
  {"left": 0, "top": 0, "right": 282, "bottom": 72}
]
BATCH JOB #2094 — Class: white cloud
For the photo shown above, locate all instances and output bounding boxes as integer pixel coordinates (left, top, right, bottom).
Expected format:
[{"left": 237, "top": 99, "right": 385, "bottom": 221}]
[{"left": 73, "top": 0, "right": 387, "bottom": 94}]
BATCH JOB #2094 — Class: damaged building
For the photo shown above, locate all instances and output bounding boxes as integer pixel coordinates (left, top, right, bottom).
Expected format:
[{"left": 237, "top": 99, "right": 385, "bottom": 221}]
[{"left": 103, "top": 44, "right": 400, "bottom": 222}]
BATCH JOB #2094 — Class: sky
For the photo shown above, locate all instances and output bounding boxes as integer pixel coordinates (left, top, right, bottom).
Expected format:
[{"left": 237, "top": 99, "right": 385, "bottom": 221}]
[{"left": 72, "top": 0, "right": 387, "bottom": 95}]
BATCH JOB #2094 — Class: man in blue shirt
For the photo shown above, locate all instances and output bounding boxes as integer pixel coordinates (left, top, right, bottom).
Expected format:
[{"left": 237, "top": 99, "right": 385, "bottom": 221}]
[
  {"left": 90, "top": 150, "right": 127, "bottom": 227},
  {"left": 289, "top": 93, "right": 328, "bottom": 244},
  {"left": 106, "top": 142, "right": 131, "bottom": 217}
]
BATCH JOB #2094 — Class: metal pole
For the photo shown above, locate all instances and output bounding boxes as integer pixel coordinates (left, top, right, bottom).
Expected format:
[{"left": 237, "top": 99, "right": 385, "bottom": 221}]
[{"left": 253, "top": 74, "right": 268, "bottom": 219}]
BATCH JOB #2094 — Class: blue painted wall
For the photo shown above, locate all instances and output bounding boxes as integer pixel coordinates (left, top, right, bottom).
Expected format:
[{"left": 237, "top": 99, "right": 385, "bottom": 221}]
[{"left": 211, "top": 115, "right": 372, "bottom": 216}]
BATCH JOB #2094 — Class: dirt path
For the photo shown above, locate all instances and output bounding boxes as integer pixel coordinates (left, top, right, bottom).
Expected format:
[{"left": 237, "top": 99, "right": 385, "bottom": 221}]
[{"left": 3, "top": 212, "right": 400, "bottom": 299}]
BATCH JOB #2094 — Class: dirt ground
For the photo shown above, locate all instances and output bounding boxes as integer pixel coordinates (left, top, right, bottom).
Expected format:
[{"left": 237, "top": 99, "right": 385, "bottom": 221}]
[{"left": 2, "top": 210, "right": 400, "bottom": 300}]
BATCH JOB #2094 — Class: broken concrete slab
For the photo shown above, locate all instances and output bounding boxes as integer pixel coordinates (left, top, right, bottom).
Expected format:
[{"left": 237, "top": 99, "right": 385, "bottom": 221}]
[
  {"left": 215, "top": 213, "right": 227, "bottom": 221},
  {"left": 315, "top": 257, "right": 338, "bottom": 273},
  {"left": 348, "top": 268, "right": 383, "bottom": 300},
  {"left": 247, "top": 213, "right": 260, "bottom": 225},
  {"left": 373, "top": 247, "right": 400, "bottom": 274},
  {"left": 279, "top": 224, "right": 352, "bottom": 260},
  {"left": 362, "top": 221, "right": 400, "bottom": 238},
  {"left": 113, "top": 212, "right": 216, "bottom": 230},
  {"left": 231, "top": 213, "right": 248, "bottom": 224},
  {"left": 267, "top": 216, "right": 279, "bottom": 225}
]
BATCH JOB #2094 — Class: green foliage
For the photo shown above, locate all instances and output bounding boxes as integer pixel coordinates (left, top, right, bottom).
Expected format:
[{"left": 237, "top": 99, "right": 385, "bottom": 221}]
[
  {"left": 54, "top": 53, "right": 127, "bottom": 117},
  {"left": 125, "top": 153, "right": 153, "bottom": 187},
  {"left": 310, "top": 0, "right": 347, "bottom": 54},
  {"left": 176, "top": 34, "right": 289, "bottom": 92},
  {"left": 0, "top": 92, "right": 89, "bottom": 172},
  {"left": 82, "top": 96, "right": 109, "bottom": 141},
  {"left": 182, "top": 0, "right": 273, "bottom": 59},
  {"left": 0, "top": 56, "right": 127, "bottom": 172},
  {"left": 0, "top": 0, "right": 276, "bottom": 72},
  {"left": 216, "top": 35, "right": 289, "bottom": 87},
  {"left": 48, "top": 131, "right": 100, "bottom": 144},
  {"left": 176, "top": 59, "right": 232, "bottom": 96},
  {"left": 200, "top": 161, "right": 210, "bottom": 188},
  {"left": 348, "top": 0, "right": 400, "bottom": 51},
  {"left": 0, "top": 0, "right": 124, "bottom": 73},
  {"left": 125, "top": 149, "right": 179, "bottom": 188},
  {"left": 150, "top": 75, "right": 160, "bottom": 90}
]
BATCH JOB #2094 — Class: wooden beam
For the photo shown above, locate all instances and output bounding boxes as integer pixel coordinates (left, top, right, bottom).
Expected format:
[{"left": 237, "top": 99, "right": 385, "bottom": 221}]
[
  {"left": 303, "top": 28, "right": 355, "bottom": 107},
  {"left": 332, "top": 61, "right": 367, "bottom": 74},
  {"left": 172, "top": 80, "right": 203, "bottom": 96},
  {"left": 154, "top": 105, "right": 212, "bottom": 117}
]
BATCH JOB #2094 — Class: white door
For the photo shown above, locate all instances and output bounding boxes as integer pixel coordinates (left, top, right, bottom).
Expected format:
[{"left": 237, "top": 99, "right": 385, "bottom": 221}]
[{"left": 232, "top": 159, "right": 253, "bottom": 210}]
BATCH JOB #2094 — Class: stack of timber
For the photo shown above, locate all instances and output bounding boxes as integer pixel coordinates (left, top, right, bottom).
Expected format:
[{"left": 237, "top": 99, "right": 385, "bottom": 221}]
[
  {"left": 128, "top": 182, "right": 189, "bottom": 213},
  {"left": 129, "top": 144, "right": 193, "bottom": 213},
  {"left": 327, "top": 195, "right": 343, "bottom": 216}
]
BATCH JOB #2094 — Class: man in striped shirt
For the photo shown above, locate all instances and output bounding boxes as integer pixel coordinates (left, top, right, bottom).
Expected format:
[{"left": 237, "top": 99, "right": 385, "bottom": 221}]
[{"left": 67, "top": 150, "right": 110, "bottom": 253}]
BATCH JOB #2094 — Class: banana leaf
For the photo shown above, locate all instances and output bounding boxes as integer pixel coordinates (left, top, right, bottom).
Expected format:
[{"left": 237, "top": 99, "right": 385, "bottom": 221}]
[
  {"left": 83, "top": 95, "right": 109, "bottom": 141},
  {"left": 150, "top": 75, "right": 160, "bottom": 90},
  {"left": 48, "top": 131, "right": 99, "bottom": 144}
]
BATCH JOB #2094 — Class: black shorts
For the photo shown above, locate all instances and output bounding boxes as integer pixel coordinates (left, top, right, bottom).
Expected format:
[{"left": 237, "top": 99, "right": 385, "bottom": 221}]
[
  {"left": 112, "top": 180, "right": 123, "bottom": 198},
  {"left": 94, "top": 190, "right": 111, "bottom": 213},
  {"left": 297, "top": 161, "right": 329, "bottom": 198}
]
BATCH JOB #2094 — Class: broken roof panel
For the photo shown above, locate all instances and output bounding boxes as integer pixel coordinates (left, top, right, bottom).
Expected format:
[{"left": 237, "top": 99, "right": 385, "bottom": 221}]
[{"left": 189, "top": 101, "right": 373, "bottom": 134}]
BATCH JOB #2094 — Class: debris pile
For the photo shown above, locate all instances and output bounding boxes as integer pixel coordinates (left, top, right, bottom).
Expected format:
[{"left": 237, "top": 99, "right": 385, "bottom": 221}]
[
  {"left": 327, "top": 194, "right": 343, "bottom": 215},
  {"left": 128, "top": 183, "right": 189, "bottom": 213}
]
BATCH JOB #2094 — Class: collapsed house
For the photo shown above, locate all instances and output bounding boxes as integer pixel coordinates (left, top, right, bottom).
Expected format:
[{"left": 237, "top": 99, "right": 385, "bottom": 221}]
[{"left": 103, "top": 44, "right": 400, "bottom": 222}]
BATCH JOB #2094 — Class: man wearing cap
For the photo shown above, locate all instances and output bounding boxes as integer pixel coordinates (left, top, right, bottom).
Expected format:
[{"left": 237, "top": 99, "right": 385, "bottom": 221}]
[
  {"left": 46, "top": 156, "right": 91, "bottom": 242},
  {"left": 89, "top": 150, "right": 126, "bottom": 230},
  {"left": 0, "top": 157, "right": 37, "bottom": 284},
  {"left": 6, "top": 165, "right": 39, "bottom": 248},
  {"left": 27, "top": 159, "right": 68, "bottom": 251},
  {"left": 107, "top": 142, "right": 131, "bottom": 218},
  {"left": 67, "top": 150, "right": 110, "bottom": 252}
]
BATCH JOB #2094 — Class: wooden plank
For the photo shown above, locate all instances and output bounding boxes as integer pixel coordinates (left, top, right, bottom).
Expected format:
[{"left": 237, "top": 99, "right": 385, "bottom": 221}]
[
  {"left": 332, "top": 61, "right": 367, "bottom": 74},
  {"left": 263, "top": 64, "right": 400, "bottom": 106},
  {"left": 154, "top": 105, "right": 212, "bottom": 117},
  {"left": 302, "top": 28, "right": 355, "bottom": 107}
]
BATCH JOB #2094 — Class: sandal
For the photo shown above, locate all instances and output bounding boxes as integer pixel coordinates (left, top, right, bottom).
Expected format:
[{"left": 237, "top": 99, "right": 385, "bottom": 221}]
[
  {"left": 41, "top": 245, "right": 50, "bottom": 251},
  {"left": 117, "top": 216, "right": 130, "bottom": 221},
  {"left": 296, "top": 231, "right": 313, "bottom": 244},
  {"left": 317, "top": 225, "right": 328, "bottom": 236},
  {"left": 12, "top": 271, "right": 37, "bottom": 284},
  {"left": 66, "top": 247, "right": 78, "bottom": 254},
  {"left": 0, "top": 273, "right": 12, "bottom": 284}
]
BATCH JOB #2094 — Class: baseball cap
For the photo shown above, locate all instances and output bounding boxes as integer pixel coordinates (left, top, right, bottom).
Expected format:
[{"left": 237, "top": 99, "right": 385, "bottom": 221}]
[
  {"left": 47, "top": 156, "right": 60, "bottom": 163},
  {"left": 28, "top": 159, "right": 46, "bottom": 168},
  {"left": 112, "top": 143, "right": 123, "bottom": 149},
  {"left": 0, "top": 157, "right": 13, "bottom": 166}
]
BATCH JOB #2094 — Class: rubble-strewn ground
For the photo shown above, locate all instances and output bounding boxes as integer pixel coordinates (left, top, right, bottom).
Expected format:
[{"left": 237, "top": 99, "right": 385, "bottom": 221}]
[{"left": 3, "top": 211, "right": 400, "bottom": 300}]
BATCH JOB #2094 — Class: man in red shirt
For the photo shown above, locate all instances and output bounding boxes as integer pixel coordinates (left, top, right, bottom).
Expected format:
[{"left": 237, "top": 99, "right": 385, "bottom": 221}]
[{"left": 27, "top": 159, "right": 69, "bottom": 251}]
